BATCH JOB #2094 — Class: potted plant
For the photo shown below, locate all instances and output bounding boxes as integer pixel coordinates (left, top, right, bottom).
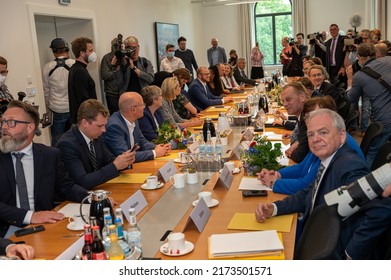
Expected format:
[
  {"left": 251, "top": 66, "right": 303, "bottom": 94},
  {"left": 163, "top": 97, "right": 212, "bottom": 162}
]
[{"left": 154, "top": 121, "right": 190, "bottom": 150}]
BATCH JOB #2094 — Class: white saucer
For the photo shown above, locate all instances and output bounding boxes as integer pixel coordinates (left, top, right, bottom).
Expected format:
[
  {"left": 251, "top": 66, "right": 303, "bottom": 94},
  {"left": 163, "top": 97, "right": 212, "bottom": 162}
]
[
  {"left": 141, "top": 181, "right": 164, "bottom": 190},
  {"left": 192, "top": 199, "right": 219, "bottom": 208},
  {"left": 67, "top": 223, "right": 84, "bottom": 231},
  {"left": 173, "top": 158, "right": 188, "bottom": 164},
  {"left": 219, "top": 167, "right": 240, "bottom": 174},
  {"left": 160, "top": 241, "right": 194, "bottom": 256}
]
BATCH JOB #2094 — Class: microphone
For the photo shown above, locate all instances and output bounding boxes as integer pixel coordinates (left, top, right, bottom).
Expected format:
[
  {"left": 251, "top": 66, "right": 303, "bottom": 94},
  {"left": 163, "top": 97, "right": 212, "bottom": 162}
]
[{"left": 17, "top": 92, "right": 26, "bottom": 101}]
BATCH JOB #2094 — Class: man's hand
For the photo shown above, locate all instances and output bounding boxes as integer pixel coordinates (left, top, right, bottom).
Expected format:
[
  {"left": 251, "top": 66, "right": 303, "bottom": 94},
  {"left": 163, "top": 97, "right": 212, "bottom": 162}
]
[
  {"left": 113, "top": 150, "right": 136, "bottom": 170},
  {"left": 382, "top": 184, "right": 391, "bottom": 197},
  {"left": 281, "top": 132, "right": 291, "bottom": 139},
  {"left": 6, "top": 244, "right": 35, "bottom": 260},
  {"left": 223, "top": 96, "right": 233, "bottom": 103},
  {"left": 110, "top": 56, "right": 117, "bottom": 66},
  {"left": 285, "top": 141, "right": 298, "bottom": 158},
  {"left": 255, "top": 203, "right": 274, "bottom": 222},
  {"left": 338, "top": 67, "right": 346, "bottom": 76},
  {"left": 257, "top": 169, "right": 280, "bottom": 188},
  {"left": 31, "top": 211, "right": 64, "bottom": 224},
  {"left": 155, "top": 144, "right": 170, "bottom": 157}
]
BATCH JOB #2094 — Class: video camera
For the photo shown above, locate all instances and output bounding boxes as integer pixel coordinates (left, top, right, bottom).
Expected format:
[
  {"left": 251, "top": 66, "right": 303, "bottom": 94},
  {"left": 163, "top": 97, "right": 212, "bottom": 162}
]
[
  {"left": 114, "top": 34, "right": 137, "bottom": 70},
  {"left": 288, "top": 37, "right": 296, "bottom": 46},
  {"left": 307, "top": 32, "right": 322, "bottom": 44},
  {"left": 344, "top": 35, "right": 363, "bottom": 52}
]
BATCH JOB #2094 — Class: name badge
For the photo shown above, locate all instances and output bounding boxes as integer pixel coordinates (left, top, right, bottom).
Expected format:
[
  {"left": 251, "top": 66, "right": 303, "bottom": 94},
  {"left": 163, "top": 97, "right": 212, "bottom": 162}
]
[
  {"left": 184, "top": 197, "right": 211, "bottom": 233},
  {"left": 187, "top": 141, "right": 200, "bottom": 154},
  {"left": 120, "top": 190, "right": 148, "bottom": 223},
  {"left": 215, "top": 165, "right": 233, "bottom": 189},
  {"left": 158, "top": 160, "right": 178, "bottom": 182}
]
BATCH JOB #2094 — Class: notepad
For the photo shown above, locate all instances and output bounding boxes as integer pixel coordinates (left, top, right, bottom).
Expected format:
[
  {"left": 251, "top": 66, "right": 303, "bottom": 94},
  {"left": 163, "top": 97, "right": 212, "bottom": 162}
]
[
  {"left": 209, "top": 230, "right": 283, "bottom": 258},
  {"left": 238, "top": 177, "right": 270, "bottom": 191},
  {"left": 227, "top": 212, "right": 294, "bottom": 233},
  {"left": 106, "top": 173, "right": 151, "bottom": 184}
]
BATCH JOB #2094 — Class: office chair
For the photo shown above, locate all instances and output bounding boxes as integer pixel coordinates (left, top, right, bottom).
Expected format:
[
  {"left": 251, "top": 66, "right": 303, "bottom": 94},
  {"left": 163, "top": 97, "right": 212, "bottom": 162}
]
[
  {"left": 336, "top": 101, "right": 350, "bottom": 120},
  {"left": 360, "top": 122, "right": 384, "bottom": 158},
  {"left": 344, "top": 109, "right": 359, "bottom": 130},
  {"left": 294, "top": 204, "right": 340, "bottom": 260}
]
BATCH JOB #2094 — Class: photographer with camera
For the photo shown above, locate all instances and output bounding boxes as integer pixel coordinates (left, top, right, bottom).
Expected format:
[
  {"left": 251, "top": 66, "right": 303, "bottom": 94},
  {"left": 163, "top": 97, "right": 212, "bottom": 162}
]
[
  {"left": 100, "top": 36, "right": 123, "bottom": 115},
  {"left": 286, "top": 33, "right": 308, "bottom": 77},
  {"left": 114, "top": 36, "right": 154, "bottom": 94},
  {"left": 308, "top": 31, "right": 327, "bottom": 66},
  {"left": 0, "top": 56, "right": 14, "bottom": 116}
]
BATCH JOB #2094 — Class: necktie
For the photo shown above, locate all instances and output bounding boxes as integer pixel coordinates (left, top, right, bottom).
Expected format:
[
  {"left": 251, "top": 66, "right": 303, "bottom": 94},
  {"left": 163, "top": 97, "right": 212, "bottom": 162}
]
[
  {"left": 129, "top": 123, "right": 135, "bottom": 149},
  {"left": 89, "top": 140, "right": 98, "bottom": 171},
  {"left": 13, "top": 153, "right": 30, "bottom": 210},
  {"left": 329, "top": 38, "right": 337, "bottom": 66},
  {"left": 310, "top": 163, "right": 326, "bottom": 212}
]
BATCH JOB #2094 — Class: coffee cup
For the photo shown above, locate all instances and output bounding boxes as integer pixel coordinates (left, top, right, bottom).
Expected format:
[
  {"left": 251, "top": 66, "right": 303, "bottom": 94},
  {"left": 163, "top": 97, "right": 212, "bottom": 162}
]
[
  {"left": 186, "top": 172, "right": 198, "bottom": 184},
  {"left": 224, "top": 161, "right": 235, "bottom": 172},
  {"left": 146, "top": 175, "right": 159, "bottom": 189},
  {"left": 170, "top": 173, "right": 186, "bottom": 188},
  {"left": 68, "top": 215, "right": 86, "bottom": 230},
  {"left": 198, "top": 191, "right": 212, "bottom": 206},
  {"left": 167, "top": 232, "right": 186, "bottom": 253}
]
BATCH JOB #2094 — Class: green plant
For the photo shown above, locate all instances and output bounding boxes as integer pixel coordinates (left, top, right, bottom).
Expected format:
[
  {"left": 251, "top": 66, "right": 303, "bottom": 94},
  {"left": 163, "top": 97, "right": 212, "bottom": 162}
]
[
  {"left": 240, "top": 136, "right": 282, "bottom": 176},
  {"left": 154, "top": 121, "right": 190, "bottom": 149}
]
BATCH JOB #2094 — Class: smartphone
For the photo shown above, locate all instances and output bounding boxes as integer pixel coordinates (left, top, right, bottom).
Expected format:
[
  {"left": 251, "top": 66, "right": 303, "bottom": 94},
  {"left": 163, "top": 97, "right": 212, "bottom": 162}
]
[
  {"left": 15, "top": 225, "right": 45, "bottom": 237},
  {"left": 242, "top": 190, "right": 268, "bottom": 197},
  {"left": 130, "top": 143, "right": 139, "bottom": 152}
]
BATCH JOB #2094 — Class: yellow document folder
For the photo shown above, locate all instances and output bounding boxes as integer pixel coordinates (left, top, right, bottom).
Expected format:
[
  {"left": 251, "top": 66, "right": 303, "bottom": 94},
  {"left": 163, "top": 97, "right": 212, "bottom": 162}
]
[
  {"left": 227, "top": 212, "right": 294, "bottom": 233},
  {"left": 106, "top": 173, "right": 151, "bottom": 184}
]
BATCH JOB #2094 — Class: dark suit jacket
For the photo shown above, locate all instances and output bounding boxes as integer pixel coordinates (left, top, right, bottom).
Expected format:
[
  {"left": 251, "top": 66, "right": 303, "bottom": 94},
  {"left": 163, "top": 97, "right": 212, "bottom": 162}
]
[
  {"left": 319, "top": 81, "right": 341, "bottom": 104},
  {"left": 0, "top": 238, "right": 13, "bottom": 255},
  {"left": 325, "top": 35, "right": 346, "bottom": 74},
  {"left": 138, "top": 107, "right": 164, "bottom": 141},
  {"left": 233, "top": 66, "right": 257, "bottom": 86},
  {"left": 56, "top": 126, "right": 118, "bottom": 190},
  {"left": 290, "top": 114, "right": 309, "bottom": 163},
  {"left": 102, "top": 111, "right": 156, "bottom": 162},
  {"left": 0, "top": 143, "right": 88, "bottom": 237},
  {"left": 274, "top": 143, "right": 369, "bottom": 258},
  {"left": 187, "top": 78, "right": 223, "bottom": 112},
  {"left": 207, "top": 46, "right": 227, "bottom": 67}
]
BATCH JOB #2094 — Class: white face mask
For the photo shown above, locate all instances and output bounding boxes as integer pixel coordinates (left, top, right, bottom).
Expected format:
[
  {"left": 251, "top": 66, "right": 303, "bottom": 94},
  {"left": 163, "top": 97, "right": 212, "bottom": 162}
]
[
  {"left": 0, "top": 75, "right": 6, "bottom": 86},
  {"left": 87, "top": 51, "right": 97, "bottom": 63}
]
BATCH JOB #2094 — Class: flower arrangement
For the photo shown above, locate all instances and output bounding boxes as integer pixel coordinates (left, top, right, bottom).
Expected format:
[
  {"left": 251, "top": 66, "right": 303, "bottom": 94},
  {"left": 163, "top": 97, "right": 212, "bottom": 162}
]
[
  {"left": 240, "top": 135, "right": 282, "bottom": 176},
  {"left": 154, "top": 121, "right": 191, "bottom": 149},
  {"left": 267, "top": 84, "right": 282, "bottom": 105}
]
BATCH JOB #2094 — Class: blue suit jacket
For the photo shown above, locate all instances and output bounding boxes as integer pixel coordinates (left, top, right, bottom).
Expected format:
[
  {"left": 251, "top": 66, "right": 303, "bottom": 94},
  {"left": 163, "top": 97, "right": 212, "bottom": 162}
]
[
  {"left": 56, "top": 126, "right": 118, "bottom": 190},
  {"left": 138, "top": 107, "right": 164, "bottom": 141},
  {"left": 102, "top": 111, "right": 156, "bottom": 162},
  {"left": 187, "top": 78, "right": 223, "bottom": 112},
  {"left": 0, "top": 237, "right": 13, "bottom": 255},
  {"left": 207, "top": 46, "right": 227, "bottom": 67},
  {"left": 0, "top": 143, "right": 88, "bottom": 237}
]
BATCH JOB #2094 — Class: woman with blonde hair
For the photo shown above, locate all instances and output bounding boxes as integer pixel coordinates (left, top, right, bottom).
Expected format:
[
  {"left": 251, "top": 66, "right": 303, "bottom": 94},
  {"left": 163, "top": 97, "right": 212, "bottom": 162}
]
[{"left": 161, "top": 77, "right": 202, "bottom": 129}]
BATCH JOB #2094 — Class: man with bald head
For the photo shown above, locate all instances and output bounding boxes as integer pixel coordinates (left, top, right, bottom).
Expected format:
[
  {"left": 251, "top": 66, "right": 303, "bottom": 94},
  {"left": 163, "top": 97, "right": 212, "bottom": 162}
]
[
  {"left": 102, "top": 92, "right": 170, "bottom": 162},
  {"left": 207, "top": 37, "right": 227, "bottom": 67}
]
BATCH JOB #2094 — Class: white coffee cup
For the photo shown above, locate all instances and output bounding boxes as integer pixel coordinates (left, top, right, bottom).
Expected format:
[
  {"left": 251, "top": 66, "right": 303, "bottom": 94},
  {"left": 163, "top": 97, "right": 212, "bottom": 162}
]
[
  {"left": 224, "top": 161, "right": 235, "bottom": 172},
  {"left": 198, "top": 191, "right": 212, "bottom": 206},
  {"left": 68, "top": 215, "right": 86, "bottom": 229},
  {"left": 186, "top": 172, "right": 198, "bottom": 184},
  {"left": 146, "top": 175, "right": 159, "bottom": 189},
  {"left": 170, "top": 173, "right": 186, "bottom": 188},
  {"left": 167, "top": 232, "right": 186, "bottom": 253}
]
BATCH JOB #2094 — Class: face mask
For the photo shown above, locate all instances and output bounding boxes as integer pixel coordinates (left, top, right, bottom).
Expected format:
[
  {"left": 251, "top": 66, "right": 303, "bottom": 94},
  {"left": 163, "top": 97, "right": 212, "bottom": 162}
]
[
  {"left": 0, "top": 75, "right": 6, "bottom": 86},
  {"left": 87, "top": 51, "right": 97, "bottom": 63},
  {"left": 167, "top": 51, "right": 175, "bottom": 58}
]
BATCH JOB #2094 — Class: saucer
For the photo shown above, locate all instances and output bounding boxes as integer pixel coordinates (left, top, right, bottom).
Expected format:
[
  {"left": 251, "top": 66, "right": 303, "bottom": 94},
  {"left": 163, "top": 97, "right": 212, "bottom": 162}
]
[
  {"left": 173, "top": 158, "right": 188, "bottom": 164},
  {"left": 192, "top": 199, "right": 219, "bottom": 208},
  {"left": 67, "top": 223, "right": 84, "bottom": 231},
  {"left": 219, "top": 168, "right": 240, "bottom": 174},
  {"left": 160, "top": 241, "right": 194, "bottom": 256},
  {"left": 141, "top": 181, "right": 164, "bottom": 190}
]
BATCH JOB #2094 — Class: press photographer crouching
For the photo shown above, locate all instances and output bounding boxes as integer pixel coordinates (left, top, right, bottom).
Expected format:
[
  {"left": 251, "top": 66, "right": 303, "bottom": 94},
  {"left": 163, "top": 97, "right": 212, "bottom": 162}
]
[{"left": 114, "top": 36, "right": 154, "bottom": 94}]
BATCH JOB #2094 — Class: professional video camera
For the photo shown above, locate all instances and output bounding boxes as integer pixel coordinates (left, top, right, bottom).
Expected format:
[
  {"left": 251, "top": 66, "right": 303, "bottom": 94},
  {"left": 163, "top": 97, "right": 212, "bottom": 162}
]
[
  {"left": 344, "top": 35, "right": 363, "bottom": 52},
  {"left": 113, "top": 34, "right": 135, "bottom": 70},
  {"left": 288, "top": 37, "right": 296, "bottom": 46},
  {"left": 324, "top": 155, "right": 391, "bottom": 219},
  {"left": 307, "top": 32, "right": 322, "bottom": 44}
]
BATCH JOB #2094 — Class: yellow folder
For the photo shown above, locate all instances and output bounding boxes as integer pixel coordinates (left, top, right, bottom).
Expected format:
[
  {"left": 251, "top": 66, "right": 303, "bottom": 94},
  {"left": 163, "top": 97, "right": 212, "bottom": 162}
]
[{"left": 227, "top": 212, "right": 294, "bottom": 233}]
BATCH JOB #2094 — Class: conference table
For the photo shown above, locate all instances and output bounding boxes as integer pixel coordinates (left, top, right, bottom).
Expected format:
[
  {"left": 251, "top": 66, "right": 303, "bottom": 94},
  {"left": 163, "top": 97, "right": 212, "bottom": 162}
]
[{"left": 10, "top": 93, "right": 297, "bottom": 260}]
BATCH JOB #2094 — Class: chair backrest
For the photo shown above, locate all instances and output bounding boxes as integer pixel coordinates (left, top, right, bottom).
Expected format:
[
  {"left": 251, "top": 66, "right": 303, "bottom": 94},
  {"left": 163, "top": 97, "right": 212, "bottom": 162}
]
[
  {"left": 360, "top": 122, "right": 384, "bottom": 157},
  {"left": 344, "top": 110, "right": 359, "bottom": 129},
  {"left": 337, "top": 101, "right": 350, "bottom": 120},
  {"left": 370, "top": 141, "right": 391, "bottom": 171},
  {"left": 294, "top": 204, "right": 340, "bottom": 260}
]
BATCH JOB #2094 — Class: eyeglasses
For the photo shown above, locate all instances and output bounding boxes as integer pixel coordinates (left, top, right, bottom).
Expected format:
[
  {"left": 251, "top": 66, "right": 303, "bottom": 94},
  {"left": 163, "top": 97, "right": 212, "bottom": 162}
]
[
  {"left": 0, "top": 119, "right": 31, "bottom": 128},
  {"left": 201, "top": 72, "right": 210, "bottom": 76},
  {"left": 310, "top": 73, "right": 323, "bottom": 78}
]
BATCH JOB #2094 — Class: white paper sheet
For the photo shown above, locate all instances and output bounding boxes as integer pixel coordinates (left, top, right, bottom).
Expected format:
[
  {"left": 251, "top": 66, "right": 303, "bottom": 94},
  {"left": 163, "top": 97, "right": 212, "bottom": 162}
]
[
  {"left": 57, "top": 203, "right": 90, "bottom": 218},
  {"left": 238, "top": 177, "right": 271, "bottom": 191}
]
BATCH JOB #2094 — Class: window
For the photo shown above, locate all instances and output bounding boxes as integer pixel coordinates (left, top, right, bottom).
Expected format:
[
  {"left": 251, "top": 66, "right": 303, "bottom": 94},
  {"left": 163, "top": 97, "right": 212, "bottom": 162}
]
[{"left": 254, "top": 0, "right": 292, "bottom": 65}]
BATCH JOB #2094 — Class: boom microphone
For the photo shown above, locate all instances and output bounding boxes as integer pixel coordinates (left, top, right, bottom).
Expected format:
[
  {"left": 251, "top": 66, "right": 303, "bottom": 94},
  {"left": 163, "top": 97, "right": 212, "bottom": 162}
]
[
  {"left": 17, "top": 91, "right": 26, "bottom": 101},
  {"left": 349, "top": 14, "right": 362, "bottom": 34}
]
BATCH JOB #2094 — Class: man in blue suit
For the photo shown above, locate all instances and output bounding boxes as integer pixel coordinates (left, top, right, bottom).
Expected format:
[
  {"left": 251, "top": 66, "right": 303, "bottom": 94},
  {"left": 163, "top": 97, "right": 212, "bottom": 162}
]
[
  {"left": 255, "top": 109, "right": 370, "bottom": 259},
  {"left": 102, "top": 92, "right": 170, "bottom": 162},
  {"left": 0, "top": 101, "right": 89, "bottom": 238},
  {"left": 187, "top": 67, "right": 233, "bottom": 112},
  {"left": 56, "top": 99, "right": 136, "bottom": 190}
]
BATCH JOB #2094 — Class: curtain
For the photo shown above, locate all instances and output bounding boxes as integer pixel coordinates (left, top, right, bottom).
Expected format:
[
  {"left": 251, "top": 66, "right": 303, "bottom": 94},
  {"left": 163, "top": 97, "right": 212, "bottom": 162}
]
[
  {"left": 239, "top": 4, "right": 253, "bottom": 74},
  {"left": 374, "top": 0, "right": 387, "bottom": 37},
  {"left": 292, "top": 0, "right": 307, "bottom": 38}
]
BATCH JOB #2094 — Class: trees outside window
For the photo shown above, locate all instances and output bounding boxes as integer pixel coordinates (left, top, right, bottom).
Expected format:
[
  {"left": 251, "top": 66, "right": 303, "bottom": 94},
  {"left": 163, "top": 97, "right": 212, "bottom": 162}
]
[{"left": 254, "top": 0, "right": 292, "bottom": 65}]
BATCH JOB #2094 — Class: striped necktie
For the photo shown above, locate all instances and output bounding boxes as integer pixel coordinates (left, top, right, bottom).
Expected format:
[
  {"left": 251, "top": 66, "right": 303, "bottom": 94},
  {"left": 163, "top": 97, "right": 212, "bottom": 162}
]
[
  {"left": 13, "top": 153, "right": 30, "bottom": 210},
  {"left": 89, "top": 140, "right": 98, "bottom": 171},
  {"left": 310, "top": 163, "right": 325, "bottom": 213}
]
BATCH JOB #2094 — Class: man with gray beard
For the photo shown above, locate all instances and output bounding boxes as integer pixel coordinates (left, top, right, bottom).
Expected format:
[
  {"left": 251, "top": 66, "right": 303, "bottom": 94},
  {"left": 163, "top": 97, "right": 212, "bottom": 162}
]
[{"left": 0, "top": 100, "right": 88, "bottom": 238}]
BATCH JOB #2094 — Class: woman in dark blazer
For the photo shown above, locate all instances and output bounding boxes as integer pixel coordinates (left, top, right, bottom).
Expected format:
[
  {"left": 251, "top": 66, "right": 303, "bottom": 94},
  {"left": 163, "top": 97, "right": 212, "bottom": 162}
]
[{"left": 138, "top": 85, "right": 164, "bottom": 141}]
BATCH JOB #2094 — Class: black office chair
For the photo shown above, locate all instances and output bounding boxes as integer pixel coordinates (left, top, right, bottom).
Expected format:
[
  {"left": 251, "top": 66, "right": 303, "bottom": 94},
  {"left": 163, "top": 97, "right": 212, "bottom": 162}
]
[
  {"left": 344, "top": 109, "right": 359, "bottom": 130},
  {"left": 294, "top": 204, "right": 340, "bottom": 260},
  {"left": 337, "top": 101, "right": 350, "bottom": 120},
  {"left": 360, "top": 122, "right": 384, "bottom": 158},
  {"left": 370, "top": 141, "right": 391, "bottom": 171}
]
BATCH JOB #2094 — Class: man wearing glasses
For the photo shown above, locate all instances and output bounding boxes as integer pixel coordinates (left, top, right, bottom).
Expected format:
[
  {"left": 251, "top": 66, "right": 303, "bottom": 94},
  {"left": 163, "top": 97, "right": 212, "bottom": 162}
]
[
  {"left": 0, "top": 56, "right": 13, "bottom": 116},
  {"left": 115, "top": 36, "right": 154, "bottom": 94},
  {"left": 103, "top": 92, "right": 170, "bottom": 162},
  {"left": 0, "top": 100, "right": 88, "bottom": 238}
]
